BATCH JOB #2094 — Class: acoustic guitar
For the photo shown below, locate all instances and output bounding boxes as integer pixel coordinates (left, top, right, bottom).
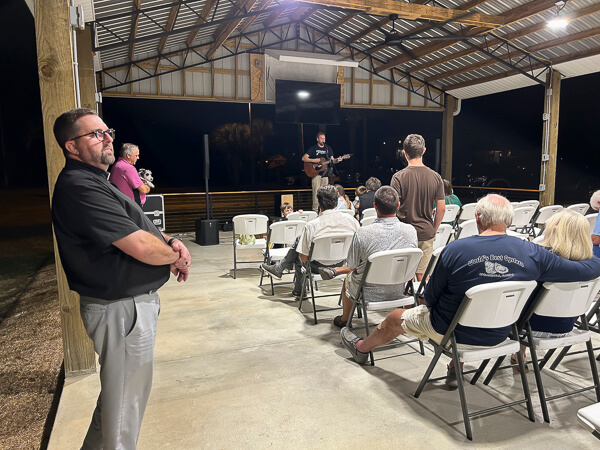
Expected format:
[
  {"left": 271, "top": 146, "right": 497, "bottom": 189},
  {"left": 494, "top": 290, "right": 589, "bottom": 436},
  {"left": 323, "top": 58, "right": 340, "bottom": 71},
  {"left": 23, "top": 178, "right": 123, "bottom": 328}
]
[{"left": 304, "top": 154, "right": 351, "bottom": 178}]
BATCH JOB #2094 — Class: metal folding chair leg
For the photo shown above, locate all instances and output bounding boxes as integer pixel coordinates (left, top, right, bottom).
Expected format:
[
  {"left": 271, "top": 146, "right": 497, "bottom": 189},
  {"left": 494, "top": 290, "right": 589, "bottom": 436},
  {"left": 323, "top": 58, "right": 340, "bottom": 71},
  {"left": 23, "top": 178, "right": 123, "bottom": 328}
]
[
  {"left": 538, "top": 348, "right": 556, "bottom": 371},
  {"left": 483, "top": 355, "right": 506, "bottom": 386},
  {"left": 549, "top": 345, "right": 571, "bottom": 370},
  {"left": 451, "top": 335, "right": 473, "bottom": 441},
  {"left": 526, "top": 326, "right": 551, "bottom": 423},
  {"left": 414, "top": 347, "right": 444, "bottom": 398},
  {"left": 470, "top": 359, "right": 490, "bottom": 385}
]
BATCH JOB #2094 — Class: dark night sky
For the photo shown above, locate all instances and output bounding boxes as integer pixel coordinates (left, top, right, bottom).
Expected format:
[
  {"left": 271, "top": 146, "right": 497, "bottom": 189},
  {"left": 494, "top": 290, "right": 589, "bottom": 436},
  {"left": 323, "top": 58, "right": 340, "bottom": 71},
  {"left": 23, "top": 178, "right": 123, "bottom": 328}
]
[{"left": 1, "top": 0, "right": 599, "bottom": 204}]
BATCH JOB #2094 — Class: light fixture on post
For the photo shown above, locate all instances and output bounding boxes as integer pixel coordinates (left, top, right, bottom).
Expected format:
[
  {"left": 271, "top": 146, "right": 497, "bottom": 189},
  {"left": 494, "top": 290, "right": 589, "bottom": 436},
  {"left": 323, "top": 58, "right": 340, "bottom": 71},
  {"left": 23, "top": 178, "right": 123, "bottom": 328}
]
[{"left": 548, "top": 1, "right": 568, "bottom": 29}]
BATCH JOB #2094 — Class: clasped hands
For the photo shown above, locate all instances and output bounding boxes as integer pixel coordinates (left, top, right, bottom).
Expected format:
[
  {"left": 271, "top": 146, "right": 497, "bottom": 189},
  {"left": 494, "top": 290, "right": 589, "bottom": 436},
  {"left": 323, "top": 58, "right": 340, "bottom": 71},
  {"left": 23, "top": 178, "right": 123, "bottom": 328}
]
[{"left": 170, "top": 240, "right": 191, "bottom": 282}]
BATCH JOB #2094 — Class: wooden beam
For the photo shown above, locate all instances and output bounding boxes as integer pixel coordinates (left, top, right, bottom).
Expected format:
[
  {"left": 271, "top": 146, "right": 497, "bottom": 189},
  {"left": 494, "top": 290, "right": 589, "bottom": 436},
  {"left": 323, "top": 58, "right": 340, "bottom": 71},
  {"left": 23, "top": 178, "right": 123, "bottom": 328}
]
[
  {"left": 238, "top": 0, "right": 275, "bottom": 34},
  {"left": 375, "top": 0, "right": 559, "bottom": 73},
  {"left": 128, "top": 0, "right": 142, "bottom": 61},
  {"left": 185, "top": 0, "right": 219, "bottom": 47},
  {"left": 347, "top": 16, "right": 391, "bottom": 43},
  {"left": 324, "top": 12, "right": 358, "bottom": 34},
  {"left": 157, "top": 0, "right": 181, "bottom": 54},
  {"left": 263, "top": 2, "right": 290, "bottom": 28},
  {"left": 443, "top": 45, "right": 600, "bottom": 91},
  {"left": 250, "top": 53, "right": 265, "bottom": 102},
  {"left": 428, "top": 26, "right": 600, "bottom": 82},
  {"left": 441, "top": 94, "right": 455, "bottom": 181},
  {"left": 290, "top": 5, "right": 312, "bottom": 21},
  {"left": 539, "top": 70, "right": 561, "bottom": 206},
  {"left": 35, "top": 0, "right": 96, "bottom": 376},
  {"left": 76, "top": 29, "right": 96, "bottom": 110},
  {"left": 296, "top": 0, "right": 504, "bottom": 27},
  {"left": 206, "top": 0, "right": 261, "bottom": 60},
  {"left": 408, "top": 2, "right": 600, "bottom": 74},
  {"left": 337, "top": 66, "right": 344, "bottom": 105}
]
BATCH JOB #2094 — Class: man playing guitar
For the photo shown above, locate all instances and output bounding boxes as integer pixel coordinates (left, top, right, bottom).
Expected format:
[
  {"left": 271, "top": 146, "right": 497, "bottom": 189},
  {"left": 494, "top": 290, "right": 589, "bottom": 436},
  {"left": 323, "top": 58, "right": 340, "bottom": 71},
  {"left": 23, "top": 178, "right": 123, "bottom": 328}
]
[{"left": 302, "top": 131, "right": 342, "bottom": 212}]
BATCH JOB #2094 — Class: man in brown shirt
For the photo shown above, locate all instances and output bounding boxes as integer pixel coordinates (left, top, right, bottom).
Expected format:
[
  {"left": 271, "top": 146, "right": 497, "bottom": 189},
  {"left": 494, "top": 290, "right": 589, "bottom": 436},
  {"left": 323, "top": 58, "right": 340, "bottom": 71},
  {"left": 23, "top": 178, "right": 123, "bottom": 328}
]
[{"left": 391, "top": 134, "right": 445, "bottom": 281}]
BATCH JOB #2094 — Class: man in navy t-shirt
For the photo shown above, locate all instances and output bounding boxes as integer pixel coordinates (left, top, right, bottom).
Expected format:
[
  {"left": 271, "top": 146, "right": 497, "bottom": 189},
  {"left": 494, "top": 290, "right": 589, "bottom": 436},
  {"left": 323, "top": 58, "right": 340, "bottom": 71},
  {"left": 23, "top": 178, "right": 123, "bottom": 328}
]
[{"left": 340, "top": 194, "right": 600, "bottom": 365}]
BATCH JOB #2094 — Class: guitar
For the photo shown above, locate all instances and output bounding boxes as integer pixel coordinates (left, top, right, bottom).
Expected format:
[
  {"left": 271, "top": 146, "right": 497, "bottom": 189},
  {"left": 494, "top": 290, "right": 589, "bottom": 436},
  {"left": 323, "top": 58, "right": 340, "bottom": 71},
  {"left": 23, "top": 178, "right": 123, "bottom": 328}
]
[{"left": 304, "top": 154, "right": 351, "bottom": 178}]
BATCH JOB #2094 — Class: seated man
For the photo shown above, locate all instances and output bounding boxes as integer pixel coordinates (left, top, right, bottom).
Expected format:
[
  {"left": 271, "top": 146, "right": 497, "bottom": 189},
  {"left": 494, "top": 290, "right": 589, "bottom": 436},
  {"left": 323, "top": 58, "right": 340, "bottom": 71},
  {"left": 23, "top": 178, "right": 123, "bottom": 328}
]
[
  {"left": 261, "top": 185, "right": 360, "bottom": 297},
  {"left": 317, "top": 186, "right": 418, "bottom": 328},
  {"left": 340, "top": 194, "right": 600, "bottom": 384}
]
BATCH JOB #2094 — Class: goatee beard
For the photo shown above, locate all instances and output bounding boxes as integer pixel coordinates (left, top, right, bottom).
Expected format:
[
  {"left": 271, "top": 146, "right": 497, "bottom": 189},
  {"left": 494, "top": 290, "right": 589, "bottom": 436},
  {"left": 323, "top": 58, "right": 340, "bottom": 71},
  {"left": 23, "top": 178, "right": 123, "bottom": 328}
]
[{"left": 101, "top": 148, "right": 115, "bottom": 165}]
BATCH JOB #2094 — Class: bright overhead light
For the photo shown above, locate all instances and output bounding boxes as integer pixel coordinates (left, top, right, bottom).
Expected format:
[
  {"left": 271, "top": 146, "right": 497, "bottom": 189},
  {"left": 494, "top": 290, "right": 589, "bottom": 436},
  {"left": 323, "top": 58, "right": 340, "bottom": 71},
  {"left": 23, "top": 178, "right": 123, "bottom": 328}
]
[
  {"left": 297, "top": 90, "right": 310, "bottom": 99},
  {"left": 548, "top": 18, "right": 568, "bottom": 29}
]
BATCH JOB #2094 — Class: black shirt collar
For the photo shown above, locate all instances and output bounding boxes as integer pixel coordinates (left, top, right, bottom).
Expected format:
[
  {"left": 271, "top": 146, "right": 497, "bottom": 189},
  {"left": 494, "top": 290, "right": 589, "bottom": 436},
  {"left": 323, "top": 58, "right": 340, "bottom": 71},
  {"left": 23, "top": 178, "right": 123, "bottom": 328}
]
[{"left": 65, "top": 158, "right": 110, "bottom": 180}]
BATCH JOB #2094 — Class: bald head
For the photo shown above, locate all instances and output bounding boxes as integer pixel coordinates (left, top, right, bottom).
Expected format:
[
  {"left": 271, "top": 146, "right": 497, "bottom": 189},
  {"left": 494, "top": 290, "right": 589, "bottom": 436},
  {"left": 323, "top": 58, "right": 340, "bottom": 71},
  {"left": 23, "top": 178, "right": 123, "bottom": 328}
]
[{"left": 475, "top": 194, "right": 513, "bottom": 231}]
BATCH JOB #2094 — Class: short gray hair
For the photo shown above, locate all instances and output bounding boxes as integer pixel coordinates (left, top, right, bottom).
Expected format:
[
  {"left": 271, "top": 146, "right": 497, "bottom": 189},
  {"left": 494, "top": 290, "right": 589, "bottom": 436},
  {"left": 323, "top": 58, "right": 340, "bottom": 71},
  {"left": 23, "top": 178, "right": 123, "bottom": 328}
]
[
  {"left": 475, "top": 194, "right": 513, "bottom": 229},
  {"left": 590, "top": 190, "right": 600, "bottom": 211},
  {"left": 120, "top": 143, "right": 138, "bottom": 158}
]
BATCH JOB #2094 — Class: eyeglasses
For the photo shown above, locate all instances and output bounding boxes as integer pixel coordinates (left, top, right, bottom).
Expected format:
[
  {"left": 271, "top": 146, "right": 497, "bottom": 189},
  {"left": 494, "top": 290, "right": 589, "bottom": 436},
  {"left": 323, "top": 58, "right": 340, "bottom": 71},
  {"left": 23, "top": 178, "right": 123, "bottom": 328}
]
[{"left": 69, "top": 128, "right": 115, "bottom": 142}]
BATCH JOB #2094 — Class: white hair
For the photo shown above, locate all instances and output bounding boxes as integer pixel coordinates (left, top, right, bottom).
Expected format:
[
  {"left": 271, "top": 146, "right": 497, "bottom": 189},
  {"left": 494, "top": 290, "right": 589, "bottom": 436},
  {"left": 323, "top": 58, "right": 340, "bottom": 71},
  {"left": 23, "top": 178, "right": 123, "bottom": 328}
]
[
  {"left": 120, "top": 143, "right": 138, "bottom": 158},
  {"left": 475, "top": 194, "right": 513, "bottom": 229},
  {"left": 590, "top": 190, "right": 600, "bottom": 211}
]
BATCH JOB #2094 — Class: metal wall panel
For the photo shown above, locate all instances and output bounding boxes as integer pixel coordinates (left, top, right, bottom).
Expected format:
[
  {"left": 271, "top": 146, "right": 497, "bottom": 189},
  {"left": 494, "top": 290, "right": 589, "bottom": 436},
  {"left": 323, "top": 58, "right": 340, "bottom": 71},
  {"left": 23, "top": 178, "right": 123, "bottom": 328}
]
[{"left": 186, "top": 71, "right": 212, "bottom": 97}]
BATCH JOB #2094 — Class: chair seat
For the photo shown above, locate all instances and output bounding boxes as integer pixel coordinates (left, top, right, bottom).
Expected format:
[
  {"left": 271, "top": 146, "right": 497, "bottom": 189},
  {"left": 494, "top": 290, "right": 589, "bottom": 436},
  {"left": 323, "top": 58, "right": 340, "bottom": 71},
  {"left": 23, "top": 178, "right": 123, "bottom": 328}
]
[
  {"left": 262, "top": 247, "right": 289, "bottom": 260},
  {"left": 455, "top": 339, "right": 520, "bottom": 363},
  {"left": 311, "top": 272, "right": 347, "bottom": 282},
  {"left": 533, "top": 329, "right": 590, "bottom": 350},
  {"left": 235, "top": 238, "right": 266, "bottom": 249},
  {"left": 366, "top": 296, "right": 415, "bottom": 311},
  {"left": 578, "top": 402, "right": 600, "bottom": 434},
  {"left": 506, "top": 230, "right": 529, "bottom": 240}
]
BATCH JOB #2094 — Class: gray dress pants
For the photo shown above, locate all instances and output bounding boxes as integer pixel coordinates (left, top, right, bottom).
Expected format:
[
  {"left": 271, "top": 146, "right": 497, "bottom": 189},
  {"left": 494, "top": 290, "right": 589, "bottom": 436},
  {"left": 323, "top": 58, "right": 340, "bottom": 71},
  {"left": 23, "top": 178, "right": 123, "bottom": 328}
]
[{"left": 79, "top": 291, "right": 160, "bottom": 450}]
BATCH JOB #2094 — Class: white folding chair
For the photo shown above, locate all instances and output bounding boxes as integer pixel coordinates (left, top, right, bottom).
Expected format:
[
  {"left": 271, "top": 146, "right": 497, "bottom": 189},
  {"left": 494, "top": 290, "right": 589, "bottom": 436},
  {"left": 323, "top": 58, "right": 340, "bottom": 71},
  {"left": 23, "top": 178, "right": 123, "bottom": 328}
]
[
  {"left": 259, "top": 220, "right": 306, "bottom": 295},
  {"left": 347, "top": 248, "right": 424, "bottom": 365},
  {"left": 439, "top": 204, "right": 460, "bottom": 228},
  {"left": 232, "top": 214, "right": 268, "bottom": 279},
  {"left": 578, "top": 402, "right": 600, "bottom": 439},
  {"left": 483, "top": 277, "right": 600, "bottom": 423},
  {"left": 532, "top": 235, "right": 545, "bottom": 244},
  {"left": 409, "top": 246, "right": 445, "bottom": 301},
  {"left": 433, "top": 224, "right": 452, "bottom": 250},
  {"left": 567, "top": 203, "right": 589, "bottom": 216},
  {"left": 586, "top": 213, "right": 598, "bottom": 234},
  {"left": 519, "top": 200, "right": 540, "bottom": 210},
  {"left": 510, "top": 202, "right": 521, "bottom": 208},
  {"left": 508, "top": 206, "right": 536, "bottom": 234},
  {"left": 414, "top": 280, "right": 537, "bottom": 441},
  {"left": 457, "top": 203, "right": 477, "bottom": 225},
  {"left": 298, "top": 232, "right": 354, "bottom": 324},
  {"left": 530, "top": 205, "right": 564, "bottom": 237},
  {"left": 287, "top": 211, "right": 318, "bottom": 222},
  {"left": 338, "top": 209, "right": 355, "bottom": 216},
  {"left": 360, "top": 216, "right": 376, "bottom": 227},
  {"left": 362, "top": 208, "right": 376, "bottom": 219},
  {"left": 455, "top": 219, "right": 478, "bottom": 240}
]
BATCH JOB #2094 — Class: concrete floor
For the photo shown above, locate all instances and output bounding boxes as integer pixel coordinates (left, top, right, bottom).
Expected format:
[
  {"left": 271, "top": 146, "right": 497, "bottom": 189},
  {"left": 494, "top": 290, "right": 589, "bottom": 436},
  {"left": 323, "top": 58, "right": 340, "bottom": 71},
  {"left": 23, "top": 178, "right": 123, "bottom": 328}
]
[{"left": 49, "top": 232, "right": 600, "bottom": 449}]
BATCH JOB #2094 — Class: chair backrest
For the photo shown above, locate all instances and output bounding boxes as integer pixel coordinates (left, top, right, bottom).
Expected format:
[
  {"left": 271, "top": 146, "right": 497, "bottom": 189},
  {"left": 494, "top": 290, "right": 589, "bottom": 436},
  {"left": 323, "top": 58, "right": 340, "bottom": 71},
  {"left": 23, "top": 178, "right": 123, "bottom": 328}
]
[
  {"left": 268, "top": 220, "right": 306, "bottom": 246},
  {"left": 510, "top": 202, "right": 521, "bottom": 208},
  {"left": 440, "top": 204, "right": 460, "bottom": 223},
  {"left": 362, "top": 208, "right": 376, "bottom": 219},
  {"left": 512, "top": 206, "right": 536, "bottom": 227},
  {"left": 535, "top": 205, "right": 564, "bottom": 225},
  {"left": 586, "top": 213, "right": 598, "bottom": 234},
  {"left": 519, "top": 200, "right": 540, "bottom": 210},
  {"left": 534, "top": 277, "right": 600, "bottom": 318},
  {"left": 287, "top": 211, "right": 318, "bottom": 222},
  {"left": 567, "top": 203, "right": 589, "bottom": 216},
  {"left": 457, "top": 219, "right": 478, "bottom": 239},
  {"left": 532, "top": 235, "right": 545, "bottom": 244},
  {"left": 421, "top": 246, "right": 445, "bottom": 282},
  {"left": 363, "top": 248, "right": 423, "bottom": 285},
  {"left": 233, "top": 214, "right": 269, "bottom": 235},
  {"left": 433, "top": 224, "right": 453, "bottom": 250},
  {"left": 458, "top": 203, "right": 477, "bottom": 222},
  {"left": 338, "top": 209, "right": 355, "bottom": 216},
  {"left": 360, "top": 216, "right": 376, "bottom": 227},
  {"left": 310, "top": 232, "right": 355, "bottom": 263},
  {"left": 459, "top": 280, "right": 537, "bottom": 328}
]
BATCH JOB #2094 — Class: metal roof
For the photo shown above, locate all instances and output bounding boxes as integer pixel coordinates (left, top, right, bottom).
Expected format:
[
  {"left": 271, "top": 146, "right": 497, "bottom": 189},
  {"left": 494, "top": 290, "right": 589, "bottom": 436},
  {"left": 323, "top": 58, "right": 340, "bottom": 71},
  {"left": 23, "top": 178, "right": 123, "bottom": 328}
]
[{"left": 86, "top": 0, "right": 600, "bottom": 99}]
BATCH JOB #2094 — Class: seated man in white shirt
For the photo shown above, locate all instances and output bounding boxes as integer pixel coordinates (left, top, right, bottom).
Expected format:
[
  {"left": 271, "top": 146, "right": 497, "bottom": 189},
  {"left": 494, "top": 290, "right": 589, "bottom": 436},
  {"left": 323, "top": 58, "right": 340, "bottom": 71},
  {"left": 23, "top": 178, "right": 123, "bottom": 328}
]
[{"left": 261, "top": 185, "right": 360, "bottom": 297}]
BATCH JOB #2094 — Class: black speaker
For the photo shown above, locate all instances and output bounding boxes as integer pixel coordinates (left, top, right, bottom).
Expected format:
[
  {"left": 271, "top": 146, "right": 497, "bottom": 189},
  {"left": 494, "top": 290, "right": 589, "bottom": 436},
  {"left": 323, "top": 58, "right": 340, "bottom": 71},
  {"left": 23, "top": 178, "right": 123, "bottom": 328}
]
[
  {"left": 203, "top": 134, "right": 210, "bottom": 180},
  {"left": 196, "top": 219, "right": 219, "bottom": 246}
]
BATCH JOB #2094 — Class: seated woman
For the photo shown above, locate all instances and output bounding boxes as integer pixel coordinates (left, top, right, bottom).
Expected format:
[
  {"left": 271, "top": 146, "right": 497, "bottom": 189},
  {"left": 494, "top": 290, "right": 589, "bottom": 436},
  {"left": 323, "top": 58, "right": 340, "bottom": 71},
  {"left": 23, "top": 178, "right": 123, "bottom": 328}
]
[
  {"left": 516, "top": 209, "right": 594, "bottom": 370},
  {"left": 443, "top": 179, "right": 461, "bottom": 207},
  {"left": 335, "top": 184, "right": 355, "bottom": 214},
  {"left": 590, "top": 190, "right": 600, "bottom": 258},
  {"left": 353, "top": 185, "right": 366, "bottom": 212}
]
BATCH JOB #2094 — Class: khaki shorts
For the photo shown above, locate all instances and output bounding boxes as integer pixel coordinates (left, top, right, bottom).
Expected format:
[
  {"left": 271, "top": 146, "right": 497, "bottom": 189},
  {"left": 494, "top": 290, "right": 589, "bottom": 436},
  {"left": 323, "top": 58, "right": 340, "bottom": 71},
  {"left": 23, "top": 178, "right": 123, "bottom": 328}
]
[
  {"left": 417, "top": 238, "right": 434, "bottom": 274},
  {"left": 401, "top": 305, "right": 499, "bottom": 350}
]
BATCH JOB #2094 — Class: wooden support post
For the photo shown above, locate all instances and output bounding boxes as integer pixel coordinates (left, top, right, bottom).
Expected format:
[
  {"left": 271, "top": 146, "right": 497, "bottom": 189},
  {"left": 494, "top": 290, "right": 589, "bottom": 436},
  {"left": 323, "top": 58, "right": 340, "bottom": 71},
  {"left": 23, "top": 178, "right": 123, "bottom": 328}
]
[
  {"left": 35, "top": 0, "right": 96, "bottom": 375},
  {"left": 441, "top": 94, "right": 456, "bottom": 181},
  {"left": 337, "top": 66, "right": 344, "bottom": 106},
  {"left": 539, "top": 70, "right": 561, "bottom": 206},
  {"left": 250, "top": 54, "right": 264, "bottom": 102},
  {"left": 76, "top": 29, "right": 96, "bottom": 110}
]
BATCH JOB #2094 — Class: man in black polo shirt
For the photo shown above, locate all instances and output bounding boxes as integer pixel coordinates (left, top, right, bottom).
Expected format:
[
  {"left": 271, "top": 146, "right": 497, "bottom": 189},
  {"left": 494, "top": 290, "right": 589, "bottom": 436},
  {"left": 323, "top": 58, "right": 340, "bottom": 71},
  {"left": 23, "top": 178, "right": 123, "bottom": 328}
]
[{"left": 52, "top": 108, "right": 191, "bottom": 449}]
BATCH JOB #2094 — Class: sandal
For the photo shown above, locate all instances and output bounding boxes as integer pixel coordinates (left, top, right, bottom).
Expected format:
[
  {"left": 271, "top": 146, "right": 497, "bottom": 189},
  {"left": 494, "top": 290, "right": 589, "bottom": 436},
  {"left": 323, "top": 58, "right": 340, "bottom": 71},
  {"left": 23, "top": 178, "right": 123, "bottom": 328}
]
[{"left": 511, "top": 354, "right": 529, "bottom": 373}]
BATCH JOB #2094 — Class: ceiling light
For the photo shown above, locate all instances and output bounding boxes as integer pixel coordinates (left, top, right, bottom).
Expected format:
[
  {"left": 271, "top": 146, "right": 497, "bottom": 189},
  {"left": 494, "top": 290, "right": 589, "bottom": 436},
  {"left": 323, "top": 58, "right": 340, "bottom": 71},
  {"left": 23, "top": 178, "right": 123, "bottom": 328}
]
[
  {"left": 548, "top": 1, "right": 568, "bottom": 29},
  {"left": 297, "top": 91, "right": 310, "bottom": 99}
]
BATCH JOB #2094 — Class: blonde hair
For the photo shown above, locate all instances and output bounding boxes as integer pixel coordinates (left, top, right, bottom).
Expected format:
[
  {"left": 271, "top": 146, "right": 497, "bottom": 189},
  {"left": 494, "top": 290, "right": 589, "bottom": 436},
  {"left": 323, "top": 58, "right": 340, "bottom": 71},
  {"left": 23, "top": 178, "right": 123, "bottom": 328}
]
[{"left": 541, "top": 210, "right": 593, "bottom": 261}]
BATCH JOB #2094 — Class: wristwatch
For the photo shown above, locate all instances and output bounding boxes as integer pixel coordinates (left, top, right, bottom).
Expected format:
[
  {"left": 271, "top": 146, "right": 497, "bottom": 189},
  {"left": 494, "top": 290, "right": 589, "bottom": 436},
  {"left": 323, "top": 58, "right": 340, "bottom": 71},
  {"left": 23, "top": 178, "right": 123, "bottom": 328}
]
[{"left": 167, "top": 237, "right": 182, "bottom": 247}]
